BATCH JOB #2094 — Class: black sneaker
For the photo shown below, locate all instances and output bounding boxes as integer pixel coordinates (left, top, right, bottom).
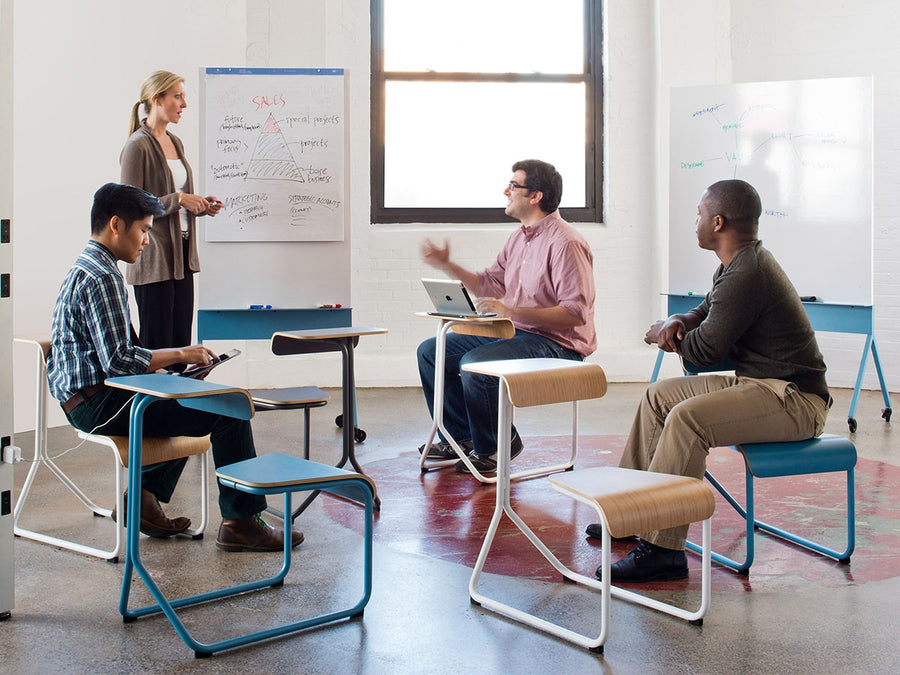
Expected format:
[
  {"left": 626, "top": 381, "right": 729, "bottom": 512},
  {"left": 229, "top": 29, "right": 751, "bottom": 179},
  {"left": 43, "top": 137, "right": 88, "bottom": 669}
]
[
  {"left": 595, "top": 539, "right": 688, "bottom": 583},
  {"left": 585, "top": 523, "right": 638, "bottom": 543},
  {"left": 418, "top": 439, "right": 472, "bottom": 460},
  {"left": 455, "top": 431, "right": 524, "bottom": 474}
]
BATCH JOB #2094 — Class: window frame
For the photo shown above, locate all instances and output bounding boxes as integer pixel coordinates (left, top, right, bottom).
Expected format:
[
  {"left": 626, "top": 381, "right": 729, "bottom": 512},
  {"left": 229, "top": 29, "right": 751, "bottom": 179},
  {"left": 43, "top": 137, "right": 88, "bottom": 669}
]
[{"left": 370, "top": 0, "right": 604, "bottom": 224}]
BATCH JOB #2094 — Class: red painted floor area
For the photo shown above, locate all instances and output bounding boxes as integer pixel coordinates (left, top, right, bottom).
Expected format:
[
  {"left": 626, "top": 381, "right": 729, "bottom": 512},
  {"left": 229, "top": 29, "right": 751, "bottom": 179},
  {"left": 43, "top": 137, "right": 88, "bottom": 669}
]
[{"left": 325, "top": 435, "right": 900, "bottom": 592}]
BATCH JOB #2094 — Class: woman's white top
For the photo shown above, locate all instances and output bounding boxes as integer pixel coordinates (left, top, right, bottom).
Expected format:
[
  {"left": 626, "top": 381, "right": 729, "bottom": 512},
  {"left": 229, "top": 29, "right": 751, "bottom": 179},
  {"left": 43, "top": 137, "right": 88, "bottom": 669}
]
[{"left": 167, "top": 158, "right": 190, "bottom": 233}]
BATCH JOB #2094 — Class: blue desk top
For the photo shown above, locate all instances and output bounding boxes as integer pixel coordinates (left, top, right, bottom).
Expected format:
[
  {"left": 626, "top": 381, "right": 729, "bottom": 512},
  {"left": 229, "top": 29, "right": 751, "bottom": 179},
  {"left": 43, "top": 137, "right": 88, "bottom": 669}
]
[
  {"left": 105, "top": 373, "right": 246, "bottom": 398},
  {"left": 105, "top": 373, "right": 255, "bottom": 420}
]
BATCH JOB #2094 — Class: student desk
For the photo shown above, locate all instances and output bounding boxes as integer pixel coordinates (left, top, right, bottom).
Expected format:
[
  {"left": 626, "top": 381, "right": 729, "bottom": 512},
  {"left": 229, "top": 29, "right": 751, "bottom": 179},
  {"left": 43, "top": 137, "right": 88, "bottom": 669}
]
[
  {"left": 415, "top": 313, "right": 515, "bottom": 482},
  {"left": 106, "top": 374, "right": 258, "bottom": 654},
  {"left": 197, "top": 307, "right": 367, "bottom": 440},
  {"left": 270, "top": 326, "right": 387, "bottom": 509},
  {"left": 458, "top": 359, "right": 712, "bottom": 653},
  {"left": 106, "top": 374, "right": 374, "bottom": 656}
]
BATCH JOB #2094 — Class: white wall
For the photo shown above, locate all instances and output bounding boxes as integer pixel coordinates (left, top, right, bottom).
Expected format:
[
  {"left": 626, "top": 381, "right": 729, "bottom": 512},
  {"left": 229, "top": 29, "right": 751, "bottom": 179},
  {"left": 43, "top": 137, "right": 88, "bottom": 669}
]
[
  {"left": 11, "top": 0, "right": 247, "bottom": 430},
  {"left": 9, "top": 0, "right": 900, "bottom": 432}
]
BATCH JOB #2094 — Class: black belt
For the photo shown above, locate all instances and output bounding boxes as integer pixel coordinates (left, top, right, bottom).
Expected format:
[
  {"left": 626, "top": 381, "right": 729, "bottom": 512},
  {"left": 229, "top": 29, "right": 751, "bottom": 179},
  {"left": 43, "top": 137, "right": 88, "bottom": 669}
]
[{"left": 62, "top": 384, "right": 106, "bottom": 414}]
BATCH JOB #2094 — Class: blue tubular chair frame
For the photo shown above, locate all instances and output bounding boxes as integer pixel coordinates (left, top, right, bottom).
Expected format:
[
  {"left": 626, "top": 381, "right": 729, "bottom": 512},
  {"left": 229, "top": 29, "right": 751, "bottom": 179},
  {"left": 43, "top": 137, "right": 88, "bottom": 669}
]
[
  {"left": 651, "top": 354, "right": 857, "bottom": 575},
  {"left": 684, "top": 436, "right": 856, "bottom": 574},
  {"left": 111, "top": 375, "right": 374, "bottom": 658}
]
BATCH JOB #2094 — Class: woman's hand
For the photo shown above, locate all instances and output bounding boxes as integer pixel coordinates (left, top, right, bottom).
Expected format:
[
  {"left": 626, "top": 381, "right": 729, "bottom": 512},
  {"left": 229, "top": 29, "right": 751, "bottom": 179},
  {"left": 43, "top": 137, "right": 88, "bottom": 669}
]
[
  {"left": 202, "top": 195, "right": 224, "bottom": 217},
  {"left": 179, "top": 193, "right": 210, "bottom": 215}
]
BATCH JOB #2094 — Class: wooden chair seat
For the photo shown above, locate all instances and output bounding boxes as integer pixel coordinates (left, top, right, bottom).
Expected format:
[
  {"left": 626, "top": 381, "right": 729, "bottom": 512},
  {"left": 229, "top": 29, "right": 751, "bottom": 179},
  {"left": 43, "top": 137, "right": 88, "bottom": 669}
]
[
  {"left": 549, "top": 466, "right": 716, "bottom": 539},
  {"left": 85, "top": 434, "right": 211, "bottom": 467},
  {"left": 249, "top": 386, "right": 329, "bottom": 410}
]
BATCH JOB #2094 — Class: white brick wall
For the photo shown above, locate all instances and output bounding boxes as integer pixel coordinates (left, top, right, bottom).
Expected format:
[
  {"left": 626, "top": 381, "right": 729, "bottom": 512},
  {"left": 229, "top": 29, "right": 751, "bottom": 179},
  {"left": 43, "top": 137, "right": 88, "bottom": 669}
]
[{"left": 10, "top": 0, "right": 899, "bottom": 432}]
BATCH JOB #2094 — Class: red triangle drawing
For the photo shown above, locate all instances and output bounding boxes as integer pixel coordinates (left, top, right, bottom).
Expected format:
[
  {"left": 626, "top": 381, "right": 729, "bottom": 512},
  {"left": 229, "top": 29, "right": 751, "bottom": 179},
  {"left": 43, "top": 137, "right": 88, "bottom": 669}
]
[{"left": 263, "top": 113, "right": 281, "bottom": 134}]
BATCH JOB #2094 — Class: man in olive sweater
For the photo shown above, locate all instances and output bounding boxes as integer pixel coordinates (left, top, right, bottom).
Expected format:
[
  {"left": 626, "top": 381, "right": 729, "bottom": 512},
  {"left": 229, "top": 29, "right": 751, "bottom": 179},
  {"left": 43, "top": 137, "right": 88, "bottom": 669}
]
[{"left": 591, "top": 179, "right": 831, "bottom": 583}]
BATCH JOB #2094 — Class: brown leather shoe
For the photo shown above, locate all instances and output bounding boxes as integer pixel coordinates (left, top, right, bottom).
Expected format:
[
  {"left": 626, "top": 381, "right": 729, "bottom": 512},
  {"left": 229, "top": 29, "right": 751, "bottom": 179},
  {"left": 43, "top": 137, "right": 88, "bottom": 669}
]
[
  {"left": 216, "top": 513, "right": 304, "bottom": 553},
  {"left": 112, "top": 488, "right": 191, "bottom": 539}
]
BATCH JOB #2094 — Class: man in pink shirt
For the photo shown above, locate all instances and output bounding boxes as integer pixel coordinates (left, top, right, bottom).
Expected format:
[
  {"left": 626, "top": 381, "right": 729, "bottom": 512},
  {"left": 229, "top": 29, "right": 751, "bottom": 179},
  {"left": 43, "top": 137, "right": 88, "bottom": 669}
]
[{"left": 418, "top": 159, "right": 597, "bottom": 474}]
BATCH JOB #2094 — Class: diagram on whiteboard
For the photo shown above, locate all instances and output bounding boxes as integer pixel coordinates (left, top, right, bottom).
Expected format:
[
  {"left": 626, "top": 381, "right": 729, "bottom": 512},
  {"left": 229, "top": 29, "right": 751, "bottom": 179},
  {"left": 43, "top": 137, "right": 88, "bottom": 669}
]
[
  {"left": 669, "top": 77, "right": 872, "bottom": 304},
  {"left": 246, "top": 114, "right": 305, "bottom": 182},
  {"left": 202, "top": 69, "right": 345, "bottom": 242}
]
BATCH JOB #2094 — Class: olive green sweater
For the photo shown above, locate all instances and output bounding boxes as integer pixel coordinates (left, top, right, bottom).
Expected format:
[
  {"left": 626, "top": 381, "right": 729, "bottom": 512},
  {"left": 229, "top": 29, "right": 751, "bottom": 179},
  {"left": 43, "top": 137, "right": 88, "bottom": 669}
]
[{"left": 681, "top": 241, "right": 829, "bottom": 401}]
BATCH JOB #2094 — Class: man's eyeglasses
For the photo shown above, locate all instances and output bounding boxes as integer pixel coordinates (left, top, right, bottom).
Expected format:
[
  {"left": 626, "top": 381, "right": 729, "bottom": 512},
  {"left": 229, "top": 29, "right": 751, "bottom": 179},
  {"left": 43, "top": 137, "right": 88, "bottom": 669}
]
[{"left": 507, "top": 181, "right": 533, "bottom": 192}]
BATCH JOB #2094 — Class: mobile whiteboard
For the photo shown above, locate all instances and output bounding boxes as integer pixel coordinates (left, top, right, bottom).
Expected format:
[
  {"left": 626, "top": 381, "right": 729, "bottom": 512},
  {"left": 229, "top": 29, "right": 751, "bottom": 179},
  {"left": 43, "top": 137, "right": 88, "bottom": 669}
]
[
  {"left": 669, "top": 77, "right": 872, "bottom": 304},
  {"left": 202, "top": 67, "right": 345, "bottom": 242}
]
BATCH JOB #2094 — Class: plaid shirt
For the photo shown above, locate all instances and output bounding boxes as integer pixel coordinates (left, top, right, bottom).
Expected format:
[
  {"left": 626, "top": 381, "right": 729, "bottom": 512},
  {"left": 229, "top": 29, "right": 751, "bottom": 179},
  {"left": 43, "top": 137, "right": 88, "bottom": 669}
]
[{"left": 48, "top": 240, "right": 152, "bottom": 402}]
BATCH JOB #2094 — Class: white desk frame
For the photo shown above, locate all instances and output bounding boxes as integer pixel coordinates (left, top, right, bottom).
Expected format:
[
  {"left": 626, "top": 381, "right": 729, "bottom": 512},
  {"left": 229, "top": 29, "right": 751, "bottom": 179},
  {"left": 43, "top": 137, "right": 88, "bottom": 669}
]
[
  {"left": 416, "top": 314, "right": 579, "bottom": 483},
  {"left": 463, "top": 359, "right": 711, "bottom": 653}
]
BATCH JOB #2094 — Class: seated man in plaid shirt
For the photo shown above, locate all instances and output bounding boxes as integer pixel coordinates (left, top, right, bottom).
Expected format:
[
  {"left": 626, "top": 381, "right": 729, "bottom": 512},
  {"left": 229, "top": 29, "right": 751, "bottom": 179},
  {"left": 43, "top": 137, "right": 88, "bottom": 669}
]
[{"left": 47, "top": 182, "right": 302, "bottom": 553}]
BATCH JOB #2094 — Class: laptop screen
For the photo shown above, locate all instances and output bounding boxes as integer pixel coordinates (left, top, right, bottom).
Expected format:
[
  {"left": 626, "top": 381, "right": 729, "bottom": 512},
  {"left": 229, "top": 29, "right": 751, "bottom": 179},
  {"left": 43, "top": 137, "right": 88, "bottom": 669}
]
[{"left": 421, "top": 278, "right": 480, "bottom": 316}]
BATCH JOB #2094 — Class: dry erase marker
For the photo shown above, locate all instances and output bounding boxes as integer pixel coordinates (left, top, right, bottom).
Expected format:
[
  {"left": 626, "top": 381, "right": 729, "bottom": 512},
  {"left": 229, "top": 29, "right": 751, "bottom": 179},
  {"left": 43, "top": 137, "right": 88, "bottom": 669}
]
[{"left": 249, "top": 304, "right": 272, "bottom": 309}]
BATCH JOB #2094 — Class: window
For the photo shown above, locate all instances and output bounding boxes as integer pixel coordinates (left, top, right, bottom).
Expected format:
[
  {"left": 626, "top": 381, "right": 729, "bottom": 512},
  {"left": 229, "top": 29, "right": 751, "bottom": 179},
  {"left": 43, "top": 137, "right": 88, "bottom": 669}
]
[{"left": 371, "top": 0, "right": 603, "bottom": 224}]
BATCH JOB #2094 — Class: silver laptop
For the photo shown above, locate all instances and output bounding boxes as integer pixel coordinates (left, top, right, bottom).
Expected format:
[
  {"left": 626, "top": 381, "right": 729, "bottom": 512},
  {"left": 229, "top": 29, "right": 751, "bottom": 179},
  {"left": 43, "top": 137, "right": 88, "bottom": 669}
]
[{"left": 421, "top": 278, "right": 497, "bottom": 318}]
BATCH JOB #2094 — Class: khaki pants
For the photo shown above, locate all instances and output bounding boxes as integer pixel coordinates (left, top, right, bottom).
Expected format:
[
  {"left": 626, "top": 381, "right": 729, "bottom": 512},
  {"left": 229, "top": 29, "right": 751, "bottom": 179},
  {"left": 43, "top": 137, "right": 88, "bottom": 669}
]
[{"left": 619, "top": 375, "right": 829, "bottom": 550}]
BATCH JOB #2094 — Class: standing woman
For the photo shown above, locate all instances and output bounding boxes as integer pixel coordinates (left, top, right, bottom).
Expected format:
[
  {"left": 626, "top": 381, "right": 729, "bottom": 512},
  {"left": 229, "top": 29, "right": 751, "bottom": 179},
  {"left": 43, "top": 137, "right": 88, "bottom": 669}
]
[{"left": 121, "top": 70, "right": 222, "bottom": 349}]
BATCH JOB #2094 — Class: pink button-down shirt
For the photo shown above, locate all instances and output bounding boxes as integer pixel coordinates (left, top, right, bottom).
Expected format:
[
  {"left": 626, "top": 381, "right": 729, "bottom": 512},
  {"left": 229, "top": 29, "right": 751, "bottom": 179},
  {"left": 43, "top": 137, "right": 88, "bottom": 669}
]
[{"left": 473, "top": 211, "right": 596, "bottom": 356}]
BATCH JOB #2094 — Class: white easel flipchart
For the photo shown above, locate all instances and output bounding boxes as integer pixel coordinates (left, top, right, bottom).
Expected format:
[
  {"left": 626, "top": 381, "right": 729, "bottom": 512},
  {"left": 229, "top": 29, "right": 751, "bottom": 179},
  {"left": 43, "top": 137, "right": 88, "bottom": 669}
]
[{"left": 198, "top": 67, "right": 350, "bottom": 311}]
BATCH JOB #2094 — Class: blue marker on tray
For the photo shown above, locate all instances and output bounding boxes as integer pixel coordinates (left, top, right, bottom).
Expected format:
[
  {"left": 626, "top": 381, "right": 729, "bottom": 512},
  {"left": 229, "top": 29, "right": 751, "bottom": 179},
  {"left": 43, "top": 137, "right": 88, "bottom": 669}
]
[{"left": 249, "top": 304, "right": 273, "bottom": 310}]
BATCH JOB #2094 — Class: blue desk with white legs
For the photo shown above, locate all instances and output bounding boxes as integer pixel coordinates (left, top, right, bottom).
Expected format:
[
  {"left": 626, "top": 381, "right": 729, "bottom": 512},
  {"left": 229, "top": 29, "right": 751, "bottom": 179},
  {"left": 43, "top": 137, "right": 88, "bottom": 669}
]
[
  {"left": 651, "top": 294, "right": 892, "bottom": 432},
  {"left": 105, "top": 374, "right": 375, "bottom": 657}
]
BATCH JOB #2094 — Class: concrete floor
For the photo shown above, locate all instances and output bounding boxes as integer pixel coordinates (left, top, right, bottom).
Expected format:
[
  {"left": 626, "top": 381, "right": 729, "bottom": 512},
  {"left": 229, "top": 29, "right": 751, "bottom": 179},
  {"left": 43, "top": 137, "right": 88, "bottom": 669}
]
[{"left": 2, "top": 383, "right": 898, "bottom": 673}]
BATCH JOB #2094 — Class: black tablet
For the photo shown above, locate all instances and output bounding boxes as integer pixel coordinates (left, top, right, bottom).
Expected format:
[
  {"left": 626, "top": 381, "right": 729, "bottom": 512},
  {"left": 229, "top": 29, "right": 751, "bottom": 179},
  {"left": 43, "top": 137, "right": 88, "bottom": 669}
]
[{"left": 180, "top": 348, "right": 241, "bottom": 379}]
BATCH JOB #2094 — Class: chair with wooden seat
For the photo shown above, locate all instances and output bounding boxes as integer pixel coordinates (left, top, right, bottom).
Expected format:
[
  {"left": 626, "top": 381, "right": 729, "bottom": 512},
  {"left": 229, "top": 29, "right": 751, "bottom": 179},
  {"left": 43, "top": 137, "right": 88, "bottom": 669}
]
[
  {"left": 549, "top": 467, "right": 715, "bottom": 651},
  {"left": 461, "top": 358, "right": 714, "bottom": 654},
  {"left": 13, "top": 335, "right": 210, "bottom": 562},
  {"left": 655, "top": 352, "right": 856, "bottom": 574}
]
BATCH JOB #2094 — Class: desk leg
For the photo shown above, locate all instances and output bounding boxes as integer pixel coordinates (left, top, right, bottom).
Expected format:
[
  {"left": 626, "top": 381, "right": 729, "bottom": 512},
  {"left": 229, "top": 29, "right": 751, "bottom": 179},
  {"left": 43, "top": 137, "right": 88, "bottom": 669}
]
[
  {"left": 341, "top": 339, "right": 357, "bottom": 471},
  {"left": 287, "top": 338, "right": 380, "bottom": 518},
  {"left": 337, "top": 337, "right": 381, "bottom": 511},
  {"left": 120, "top": 394, "right": 191, "bottom": 630},
  {"left": 468, "top": 384, "right": 610, "bottom": 651},
  {"left": 419, "top": 320, "right": 472, "bottom": 472},
  {"left": 418, "top": 323, "right": 446, "bottom": 471}
]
